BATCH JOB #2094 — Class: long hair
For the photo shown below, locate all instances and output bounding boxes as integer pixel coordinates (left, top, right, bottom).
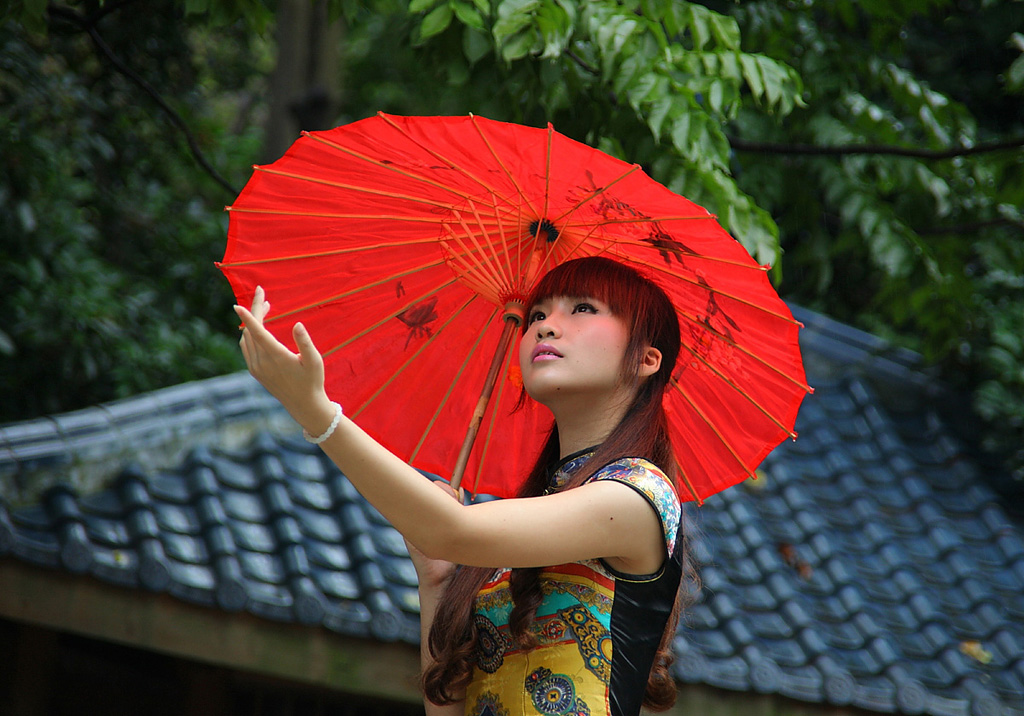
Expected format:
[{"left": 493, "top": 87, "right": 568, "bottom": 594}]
[{"left": 422, "top": 257, "right": 696, "bottom": 709}]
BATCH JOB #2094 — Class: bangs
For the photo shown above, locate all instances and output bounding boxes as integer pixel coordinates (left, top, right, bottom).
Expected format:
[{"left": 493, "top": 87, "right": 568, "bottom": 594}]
[{"left": 526, "top": 256, "right": 644, "bottom": 317}]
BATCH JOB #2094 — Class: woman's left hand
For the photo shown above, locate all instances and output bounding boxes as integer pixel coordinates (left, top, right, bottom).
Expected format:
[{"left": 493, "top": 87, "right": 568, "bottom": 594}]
[{"left": 234, "top": 286, "right": 335, "bottom": 431}]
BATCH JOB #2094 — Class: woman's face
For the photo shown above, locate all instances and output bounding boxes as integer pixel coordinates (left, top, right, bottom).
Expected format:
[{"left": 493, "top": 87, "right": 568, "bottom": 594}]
[{"left": 518, "top": 295, "right": 632, "bottom": 407}]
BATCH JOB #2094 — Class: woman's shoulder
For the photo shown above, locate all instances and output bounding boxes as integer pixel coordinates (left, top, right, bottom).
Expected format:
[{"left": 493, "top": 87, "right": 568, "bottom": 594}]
[
  {"left": 588, "top": 458, "right": 681, "bottom": 548},
  {"left": 590, "top": 457, "right": 673, "bottom": 491}
]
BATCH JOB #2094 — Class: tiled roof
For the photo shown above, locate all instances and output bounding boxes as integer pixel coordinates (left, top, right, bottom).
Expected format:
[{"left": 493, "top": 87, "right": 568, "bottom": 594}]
[{"left": 1, "top": 307, "right": 1022, "bottom": 716}]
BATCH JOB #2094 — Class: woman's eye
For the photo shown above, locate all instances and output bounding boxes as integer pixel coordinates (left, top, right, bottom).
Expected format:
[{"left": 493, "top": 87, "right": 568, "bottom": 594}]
[
  {"left": 529, "top": 310, "right": 546, "bottom": 323},
  {"left": 573, "top": 302, "right": 597, "bottom": 314}
]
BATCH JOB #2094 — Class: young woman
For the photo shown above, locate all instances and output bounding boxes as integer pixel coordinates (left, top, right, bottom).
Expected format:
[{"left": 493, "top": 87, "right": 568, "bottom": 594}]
[{"left": 235, "top": 256, "right": 692, "bottom": 716}]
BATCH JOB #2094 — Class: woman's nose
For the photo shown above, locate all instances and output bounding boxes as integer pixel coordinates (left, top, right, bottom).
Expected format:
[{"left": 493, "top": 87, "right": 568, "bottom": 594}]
[{"left": 535, "top": 317, "right": 559, "bottom": 339}]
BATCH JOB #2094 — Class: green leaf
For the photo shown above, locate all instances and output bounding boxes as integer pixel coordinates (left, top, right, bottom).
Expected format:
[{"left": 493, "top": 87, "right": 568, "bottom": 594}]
[
  {"left": 640, "top": 0, "right": 670, "bottom": 22},
  {"left": 536, "top": 0, "right": 572, "bottom": 59},
  {"left": 421, "top": 4, "right": 455, "bottom": 39},
  {"left": 708, "top": 80, "right": 724, "bottom": 114},
  {"left": 645, "top": 95, "right": 674, "bottom": 139},
  {"left": 687, "top": 5, "right": 710, "bottom": 50},
  {"left": 0, "top": 329, "right": 14, "bottom": 357},
  {"left": 453, "top": 0, "right": 486, "bottom": 31},
  {"left": 1008, "top": 54, "right": 1024, "bottom": 93},
  {"left": 626, "top": 71, "right": 666, "bottom": 108},
  {"left": 500, "top": 30, "right": 536, "bottom": 61},
  {"left": 707, "top": 9, "right": 741, "bottom": 49},
  {"left": 494, "top": 0, "right": 538, "bottom": 40},
  {"left": 596, "top": 15, "right": 639, "bottom": 59},
  {"left": 463, "top": 26, "right": 492, "bottom": 64},
  {"left": 670, "top": 112, "right": 691, "bottom": 154},
  {"left": 739, "top": 54, "right": 764, "bottom": 100}
]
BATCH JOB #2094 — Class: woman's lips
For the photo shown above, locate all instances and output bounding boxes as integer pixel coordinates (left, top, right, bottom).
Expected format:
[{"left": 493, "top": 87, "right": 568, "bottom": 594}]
[{"left": 531, "top": 343, "right": 563, "bottom": 362}]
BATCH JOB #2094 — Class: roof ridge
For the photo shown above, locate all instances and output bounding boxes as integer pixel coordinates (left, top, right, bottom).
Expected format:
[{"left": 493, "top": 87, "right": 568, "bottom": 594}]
[{"left": 0, "top": 372, "right": 293, "bottom": 506}]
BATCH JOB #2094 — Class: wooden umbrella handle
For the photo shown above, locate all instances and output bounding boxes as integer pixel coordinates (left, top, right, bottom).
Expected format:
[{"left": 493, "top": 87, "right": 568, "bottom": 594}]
[{"left": 450, "top": 305, "right": 524, "bottom": 493}]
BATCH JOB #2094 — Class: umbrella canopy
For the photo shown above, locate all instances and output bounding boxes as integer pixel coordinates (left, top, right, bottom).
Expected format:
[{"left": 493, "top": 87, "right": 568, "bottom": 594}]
[{"left": 218, "top": 113, "right": 810, "bottom": 501}]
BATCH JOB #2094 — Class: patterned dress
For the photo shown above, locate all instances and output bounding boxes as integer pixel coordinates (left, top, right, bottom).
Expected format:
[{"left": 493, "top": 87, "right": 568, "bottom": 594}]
[{"left": 464, "top": 452, "right": 683, "bottom": 716}]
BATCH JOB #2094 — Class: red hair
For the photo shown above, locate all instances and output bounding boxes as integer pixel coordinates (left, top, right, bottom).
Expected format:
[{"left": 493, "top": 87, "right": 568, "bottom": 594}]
[{"left": 422, "top": 257, "right": 696, "bottom": 709}]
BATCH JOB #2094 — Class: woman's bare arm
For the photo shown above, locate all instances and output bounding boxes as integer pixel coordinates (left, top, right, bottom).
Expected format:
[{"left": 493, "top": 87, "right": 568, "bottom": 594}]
[{"left": 235, "top": 292, "right": 666, "bottom": 574}]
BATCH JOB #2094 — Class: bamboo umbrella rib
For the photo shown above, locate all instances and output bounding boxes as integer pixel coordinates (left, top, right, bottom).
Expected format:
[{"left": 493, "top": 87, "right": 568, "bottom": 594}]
[
  {"left": 351, "top": 294, "right": 482, "bottom": 420},
  {"left": 543, "top": 124, "right": 553, "bottom": 229},
  {"left": 594, "top": 234, "right": 771, "bottom": 272},
  {"left": 453, "top": 222, "right": 537, "bottom": 288},
  {"left": 217, "top": 235, "right": 443, "bottom": 268},
  {"left": 458, "top": 200, "right": 515, "bottom": 293},
  {"left": 470, "top": 115, "right": 541, "bottom": 225},
  {"left": 265, "top": 258, "right": 450, "bottom": 325},
  {"left": 253, "top": 166, "right": 463, "bottom": 210},
  {"left": 673, "top": 457, "right": 703, "bottom": 504},
  {"left": 438, "top": 210, "right": 523, "bottom": 237},
  {"left": 674, "top": 307, "right": 813, "bottom": 393},
  {"left": 526, "top": 134, "right": 610, "bottom": 278},
  {"left": 676, "top": 337, "right": 799, "bottom": 438},
  {"left": 463, "top": 196, "right": 514, "bottom": 290},
  {"left": 224, "top": 207, "right": 459, "bottom": 224},
  {"left": 533, "top": 222, "right": 562, "bottom": 276},
  {"left": 443, "top": 211, "right": 511, "bottom": 298},
  {"left": 553, "top": 221, "right": 614, "bottom": 264},
  {"left": 564, "top": 218, "right": 768, "bottom": 279},
  {"left": 486, "top": 189, "right": 519, "bottom": 294},
  {"left": 516, "top": 206, "right": 532, "bottom": 284},
  {"left": 668, "top": 378, "right": 758, "bottom": 481},
  {"left": 322, "top": 278, "right": 461, "bottom": 358},
  {"left": 561, "top": 215, "right": 712, "bottom": 227},
  {"left": 410, "top": 300, "right": 497, "bottom": 462},
  {"left": 534, "top": 158, "right": 618, "bottom": 271},
  {"left": 376, "top": 113, "right": 523, "bottom": 210},
  {"left": 512, "top": 184, "right": 532, "bottom": 282},
  {"left": 551, "top": 164, "right": 641, "bottom": 226},
  {"left": 473, "top": 328, "right": 520, "bottom": 494},
  {"left": 303, "top": 132, "right": 509, "bottom": 206},
  {"left": 615, "top": 252, "right": 804, "bottom": 326}
]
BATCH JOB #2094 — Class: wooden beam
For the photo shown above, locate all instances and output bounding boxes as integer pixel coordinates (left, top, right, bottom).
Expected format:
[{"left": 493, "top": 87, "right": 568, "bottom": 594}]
[
  {"left": 1, "top": 559, "right": 868, "bottom": 716},
  {"left": 0, "top": 558, "right": 423, "bottom": 704}
]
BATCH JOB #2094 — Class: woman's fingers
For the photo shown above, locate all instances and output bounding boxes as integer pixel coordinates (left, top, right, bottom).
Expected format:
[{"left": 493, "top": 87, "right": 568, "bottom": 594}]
[
  {"left": 250, "top": 285, "right": 270, "bottom": 322},
  {"left": 234, "top": 303, "right": 273, "bottom": 342},
  {"left": 234, "top": 302, "right": 286, "bottom": 375}
]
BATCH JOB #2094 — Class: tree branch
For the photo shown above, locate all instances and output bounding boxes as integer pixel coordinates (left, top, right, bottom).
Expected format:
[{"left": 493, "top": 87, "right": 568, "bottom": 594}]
[
  {"left": 728, "top": 135, "right": 1024, "bottom": 160},
  {"left": 47, "top": 3, "right": 239, "bottom": 197},
  {"left": 566, "top": 49, "right": 599, "bottom": 76}
]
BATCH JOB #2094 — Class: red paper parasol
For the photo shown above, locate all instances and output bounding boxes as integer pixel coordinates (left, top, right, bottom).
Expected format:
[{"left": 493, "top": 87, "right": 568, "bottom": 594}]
[{"left": 218, "top": 113, "right": 810, "bottom": 502}]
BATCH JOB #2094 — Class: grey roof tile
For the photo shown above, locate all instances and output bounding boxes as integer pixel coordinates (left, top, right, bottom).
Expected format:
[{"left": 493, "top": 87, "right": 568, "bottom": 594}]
[
  {"left": 777, "top": 663, "right": 824, "bottom": 701},
  {"left": 702, "top": 654, "right": 751, "bottom": 691}
]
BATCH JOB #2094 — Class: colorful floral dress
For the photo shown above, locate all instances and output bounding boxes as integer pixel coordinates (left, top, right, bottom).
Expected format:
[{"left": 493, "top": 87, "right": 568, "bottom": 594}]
[{"left": 464, "top": 453, "right": 683, "bottom": 716}]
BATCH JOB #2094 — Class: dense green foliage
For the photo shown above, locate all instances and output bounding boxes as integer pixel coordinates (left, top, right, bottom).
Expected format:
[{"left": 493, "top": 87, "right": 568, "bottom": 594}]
[
  {"left": 3, "top": 0, "right": 1022, "bottom": 475},
  {"left": 0, "top": 6, "right": 265, "bottom": 416},
  {"left": 721, "top": 1, "right": 1024, "bottom": 468}
]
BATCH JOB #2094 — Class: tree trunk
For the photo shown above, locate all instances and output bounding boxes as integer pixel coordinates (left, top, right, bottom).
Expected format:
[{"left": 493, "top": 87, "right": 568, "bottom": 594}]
[{"left": 263, "top": 0, "right": 343, "bottom": 162}]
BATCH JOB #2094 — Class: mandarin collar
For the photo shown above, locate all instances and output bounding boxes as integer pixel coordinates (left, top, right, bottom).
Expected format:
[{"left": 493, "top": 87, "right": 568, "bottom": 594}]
[{"left": 546, "top": 445, "right": 598, "bottom": 493}]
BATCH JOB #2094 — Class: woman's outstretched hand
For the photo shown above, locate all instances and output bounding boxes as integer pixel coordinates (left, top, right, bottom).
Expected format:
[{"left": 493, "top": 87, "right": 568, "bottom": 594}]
[{"left": 234, "top": 286, "right": 335, "bottom": 433}]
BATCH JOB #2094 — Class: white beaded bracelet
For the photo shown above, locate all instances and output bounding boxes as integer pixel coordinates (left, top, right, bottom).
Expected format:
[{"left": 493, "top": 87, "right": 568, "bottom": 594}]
[{"left": 303, "top": 401, "right": 343, "bottom": 444}]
